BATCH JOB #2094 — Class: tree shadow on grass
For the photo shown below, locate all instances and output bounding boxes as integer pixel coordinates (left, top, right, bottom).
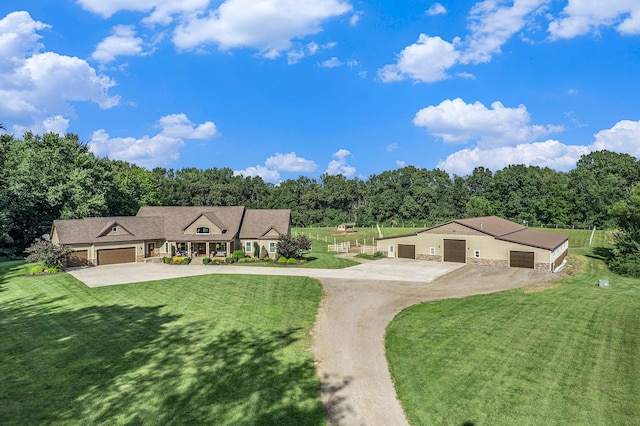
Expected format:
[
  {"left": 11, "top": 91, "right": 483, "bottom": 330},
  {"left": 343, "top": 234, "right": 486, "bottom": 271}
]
[
  {"left": 590, "top": 246, "right": 613, "bottom": 261},
  {"left": 101, "top": 326, "right": 327, "bottom": 425},
  {"left": 0, "top": 260, "right": 26, "bottom": 291},
  {"left": 0, "top": 296, "right": 178, "bottom": 425}
]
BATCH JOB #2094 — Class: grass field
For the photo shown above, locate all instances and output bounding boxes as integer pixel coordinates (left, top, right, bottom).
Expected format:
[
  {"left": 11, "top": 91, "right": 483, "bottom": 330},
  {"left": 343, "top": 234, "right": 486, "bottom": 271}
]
[
  {"left": 0, "top": 261, "right": 325, "bottom": 425},
  {"left": 386, "top": 250, "right": 639, "bottom": 425}
]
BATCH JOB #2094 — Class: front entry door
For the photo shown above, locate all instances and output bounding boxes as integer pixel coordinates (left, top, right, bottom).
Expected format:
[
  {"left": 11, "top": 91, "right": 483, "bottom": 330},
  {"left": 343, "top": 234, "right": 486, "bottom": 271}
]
[{"left": 148, "top": 243, "right": 155, "bottom": 257}]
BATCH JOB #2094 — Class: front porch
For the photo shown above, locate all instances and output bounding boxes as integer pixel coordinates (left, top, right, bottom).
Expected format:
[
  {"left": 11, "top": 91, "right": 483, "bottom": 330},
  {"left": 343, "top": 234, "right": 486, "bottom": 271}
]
[{"left": 173, "top": 240, "right": 236, "bottom": 258}]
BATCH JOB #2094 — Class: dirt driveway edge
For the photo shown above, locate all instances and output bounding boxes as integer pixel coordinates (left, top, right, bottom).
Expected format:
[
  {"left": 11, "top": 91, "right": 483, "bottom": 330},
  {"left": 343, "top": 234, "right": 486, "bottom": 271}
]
[{"left": 312, "top": 265, "right": 556, "bottom": 426}]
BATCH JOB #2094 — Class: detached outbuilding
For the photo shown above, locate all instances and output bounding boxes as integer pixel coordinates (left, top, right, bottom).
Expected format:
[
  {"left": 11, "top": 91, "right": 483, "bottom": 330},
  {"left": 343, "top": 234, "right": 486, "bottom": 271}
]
[{"left": 377, "top": 216, "right": 569, "bottom": 272}]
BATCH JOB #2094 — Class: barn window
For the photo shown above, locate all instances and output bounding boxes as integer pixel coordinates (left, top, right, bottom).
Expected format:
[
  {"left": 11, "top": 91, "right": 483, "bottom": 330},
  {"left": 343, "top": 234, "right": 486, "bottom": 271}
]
[
  {"left": 112, "top": 226, "right": 118, "bottom": 232},
  {"left": 389, "top": 245, "right": 394, "bottom": 253},
  {"left": 196, "top": 227, "right": 210, "bottom": 234},
  {"left": 430, "top": 247, "right": 436, "bottom": 255},
  {"left": 474, "top": 250, "right": 481, "bottom": 258}
]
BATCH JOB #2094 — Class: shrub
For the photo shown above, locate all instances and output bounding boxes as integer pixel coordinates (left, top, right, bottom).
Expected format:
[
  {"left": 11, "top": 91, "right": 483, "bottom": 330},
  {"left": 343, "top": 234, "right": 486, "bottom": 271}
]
[
  {"left": 287, "top": 258, "right": 297, "bottom": 264},
  {"left": 162, "top": 256, "right": 172, "bottom": 264},
  {"left": 202, "top": 257, "right": 212, "bottom": 264},
  {"left": 171, "top": 256, "right": 184, "bottom": 264},
  {"left": 253, "top": 241, "right": 260, "bottom": 257},
  {"left": 212, "top": 257, "right": 225, "bottom": 264},
  {"left": 182, "top": 257, "right": 191, "bottom": 265},
  {"left": 277, "top": 256, "right": 288, "bottom": 263},
  {"left": 29, "top": 265, "right": 45, "bottom": 275},
  {"left": 225, "top": 257, "right": 236, "bottom": 264},
  {"left": 260, "top": 246, "right": 269, "bottom": 259},
  {"left": 45, "top": 266, "right": 61, "bottom": 274},
  {"left": 232, "top": 249, "right": 245, "bottom": 260},
  {"left": 238, "top": 258, "right": 248, "bottom": 263},
  {"left": 25, "top": 239, "right": 74, "bottom": 270}
]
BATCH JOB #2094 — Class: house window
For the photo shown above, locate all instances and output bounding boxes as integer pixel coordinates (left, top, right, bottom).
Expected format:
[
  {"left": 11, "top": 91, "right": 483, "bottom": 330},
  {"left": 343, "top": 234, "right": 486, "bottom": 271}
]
[
  {"left": 112, "top": 226, "right": 118, "bottom": 232},
  {"left": 474, "top": 250, "right": 481, "bottom": 258},
  {"left": 389, "top": 245, "right": 394, "bottom": 253},
  {"left": 269, "top": 242, "right": 276, "bottom": 253},
  {"left": 196, "top": 227, "right": 210, "bottom": 234},
  {"left": 430, "top": 247, "right": 436, "bottom": 255},
  {"left": 245, "top": 241, "right": 252, "bottom": 252}
]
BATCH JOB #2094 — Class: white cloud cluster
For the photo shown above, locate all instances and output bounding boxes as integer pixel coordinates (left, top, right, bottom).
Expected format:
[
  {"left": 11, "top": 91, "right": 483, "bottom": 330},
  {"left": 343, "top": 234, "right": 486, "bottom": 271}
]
[
  {"left": 326, "top": 148, "right": 356, "bottom": 177},
  {"left": 91, "top": 25, "right": 147, "bottom": 63},
  {"left": 287, "top": 41, "right": 336, "bottom": 65},
  {"left": 172, "top": 0, "right": 351, "bottom": 56},
  {"left": 426, "top": 3, "right": 447, "bottom": 16},
  {"left": 79, "top": 0, "right": 351, "bottom": 59},
  {"left": 380, "top": 0, "right": 640, "bottom": 83},
  {"left": 234, "top": 152, "right": 318, "bottom": 183},
  {"left": 0, "top": 11, "right": 119, "bottom": 134},
  {"left": 435, "top": 118, "right": 640, "bottom": 176},
  {"left": 413, "top": 98, "right": 562, "bottom": 147},
  {"left": 89, "top": 113, "right": 217, "bottom": 168},
  {"left": 549, "top": 1, "right": 640, "bottom": 39},
  {"left": 378, "top": 34, "right": 460, "bottom": 83}
]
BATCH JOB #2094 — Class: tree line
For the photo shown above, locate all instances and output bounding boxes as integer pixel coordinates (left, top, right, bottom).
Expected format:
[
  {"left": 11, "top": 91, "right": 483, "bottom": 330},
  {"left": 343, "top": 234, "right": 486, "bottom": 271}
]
[{"left": 2, "top": 132, "right": 640, "bottom": 260}]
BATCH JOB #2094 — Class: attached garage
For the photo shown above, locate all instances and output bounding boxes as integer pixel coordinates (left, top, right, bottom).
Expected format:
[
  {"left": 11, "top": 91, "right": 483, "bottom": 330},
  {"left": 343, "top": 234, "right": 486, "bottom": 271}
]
[
  {"left": 510, "top": 251, "right": 534, "bottom": 269},
  {"left": 67, "top": 250, "right": 88, "bottom": 267},
  {"left": 444, "top": 239, "right": 466, "bottom": 263},
  {"left": 397, "top": 244, "right": 416, "bottom": 259},
  {"left": 97, "top": 247, "right": 136, "bottom": 265}
]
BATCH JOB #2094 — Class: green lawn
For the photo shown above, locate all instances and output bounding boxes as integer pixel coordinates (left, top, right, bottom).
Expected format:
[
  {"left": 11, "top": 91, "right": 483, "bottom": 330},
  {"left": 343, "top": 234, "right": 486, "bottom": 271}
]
[
  {"left": 386, "top": 250, "right": 640, "bottom": 425},
  {"left": 0, "top": 261, "right": 325, "bottom": 425}
]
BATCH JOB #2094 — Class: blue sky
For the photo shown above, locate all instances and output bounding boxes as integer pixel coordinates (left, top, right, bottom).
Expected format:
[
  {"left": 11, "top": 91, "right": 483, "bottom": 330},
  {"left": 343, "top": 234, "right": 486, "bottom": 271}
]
[{"left": 1, "top": 1, "right": 639, "bottom": 183}]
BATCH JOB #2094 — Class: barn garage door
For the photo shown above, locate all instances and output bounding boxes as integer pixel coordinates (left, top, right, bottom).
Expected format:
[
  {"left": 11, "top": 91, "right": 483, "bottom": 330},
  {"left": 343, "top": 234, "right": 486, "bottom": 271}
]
[
  {"left": 444, "top": 239, "right": 466, "bottom": 263},
  {"left": 67, "top": 250, "right": 88, "bottom": 267},
  {"left": 97, "top": 247, "right": 135, "bottom": 265},
  {"left": 397, "top": 244, "right": 416, "bottom": 259},
  {"left": 510, "top": 251, "right": 534, "bottom": 269}
]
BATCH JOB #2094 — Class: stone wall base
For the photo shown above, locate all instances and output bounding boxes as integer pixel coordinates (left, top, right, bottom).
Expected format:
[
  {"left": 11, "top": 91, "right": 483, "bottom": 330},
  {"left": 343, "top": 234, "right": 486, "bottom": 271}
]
[
  {"left": 416, "top": 254, "right": 442, "bottom": 262},
  {"left": 467, "top": 258, "right": 508, "bottom": 267},
  {"left": 535, "top": 262, "right": 551, "bottom": 271}
]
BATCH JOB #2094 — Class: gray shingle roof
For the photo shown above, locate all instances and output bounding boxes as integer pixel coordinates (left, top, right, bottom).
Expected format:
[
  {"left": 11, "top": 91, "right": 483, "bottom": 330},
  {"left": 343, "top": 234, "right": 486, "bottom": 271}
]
[
  {"left": 239, "top": 209, "right": 291, "bottom": 239},
  {"left": 53, "top": 216, "right": 164, "bottom": 245},
  {"left": 53, "top": 206, "right": 292, "bottom": 245}
]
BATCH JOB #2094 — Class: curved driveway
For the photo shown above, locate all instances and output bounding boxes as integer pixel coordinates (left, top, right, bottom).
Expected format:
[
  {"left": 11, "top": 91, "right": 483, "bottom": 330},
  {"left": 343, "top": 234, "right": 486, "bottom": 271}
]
[{"left": 69, "top": 259, "right": 554, "bottom": 425}]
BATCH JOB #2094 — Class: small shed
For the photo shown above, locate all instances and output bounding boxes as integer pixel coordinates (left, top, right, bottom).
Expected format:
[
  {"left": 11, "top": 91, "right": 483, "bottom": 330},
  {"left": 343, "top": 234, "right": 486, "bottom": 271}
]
[{"left": 337, "top": 222, "right": 356, "bottom": 232}]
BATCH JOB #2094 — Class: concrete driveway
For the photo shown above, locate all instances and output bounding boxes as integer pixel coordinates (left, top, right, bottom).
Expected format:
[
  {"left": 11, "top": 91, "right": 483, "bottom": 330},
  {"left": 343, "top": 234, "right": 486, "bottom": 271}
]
[{"left": 68, "top": 258, "right": 464, "bottom": 287}]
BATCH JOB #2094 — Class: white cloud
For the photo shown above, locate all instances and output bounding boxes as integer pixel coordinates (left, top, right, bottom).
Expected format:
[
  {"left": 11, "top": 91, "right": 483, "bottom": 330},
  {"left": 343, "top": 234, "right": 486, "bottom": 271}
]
[
  {"left": 436, "top": 119, "right": 640, "bottom": 176},
  {"left": 386, "top": 143, "right": 398, "bottom": 152},
  {"left": 264, "top": 152, "right": 318, "bottom": 172},
  {"left": 233, "top": 165, "right": 281, "bottom": 183},
  {"left": 379, "top": 0, "right": 549, "bottom": 83},
  {"left": 156, "top": 113, "right": 217, "bottom": 139},
  {"left": 350, "top": 11, "right": 363, "bottom": 26},
  {"left": 326, "top": 149, "right": 356, "bottom": 177},
  {"left": 396, "top": 160, "right": 407, "bottom": 167},
  {"left": 0, "top": 11, "right": 119, "bottom": 132},
  {"left": 320, "top": 57, "right": 342, "bottom": 68},
  {"left": 461, "top": 0, "right": 548, "bottom": 64},
  {"left": 549, "top": 1, "right": 640, "bottom": 39},
  {"left": 426, "top": 3, "right": 447, "bottom": 16},
  {"left": 88, "top": 113, "right": 217, "bottom": 168},
  {"left": 172, "top": 0, "right": 352, "bottom": 56},
  {"left": 92, "top": 25, "right": 146, "bottom": 63},
  {"left": 378, "top": 34, "right": 460, "bottom": 83},
  {"left": 234, "top": 151, "right": 317, "bottom": 183},
  {"left": 413, "top": 98, "right": 562, "bottom": 147},
  {"left": 437, "top": 140, "right": 590, "bottom": 175},
  {"left": 76, "top": 0, "right": 210, "bottom": 24},
  {"left": 12, "top": 115, "right": 70, "bottom": 136},
  {"left": 591, "top": 120, "right": 640, "bottom": 156}
]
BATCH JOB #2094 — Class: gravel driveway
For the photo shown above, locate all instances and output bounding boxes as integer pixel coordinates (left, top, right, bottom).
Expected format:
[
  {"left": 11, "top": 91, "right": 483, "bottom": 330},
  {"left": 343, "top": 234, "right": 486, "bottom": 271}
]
[{"left": 68, "top": 258, "right": 555, "bottom": 425}]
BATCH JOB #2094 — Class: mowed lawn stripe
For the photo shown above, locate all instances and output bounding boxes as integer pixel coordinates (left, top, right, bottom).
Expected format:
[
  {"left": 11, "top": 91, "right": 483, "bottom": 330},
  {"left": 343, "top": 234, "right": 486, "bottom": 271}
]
[
  {"left": 386, "top": 254, "right": 640, "bottom": 425},
  {"left": 0, "top": 262, "right": 325, "bottom": 425}
]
